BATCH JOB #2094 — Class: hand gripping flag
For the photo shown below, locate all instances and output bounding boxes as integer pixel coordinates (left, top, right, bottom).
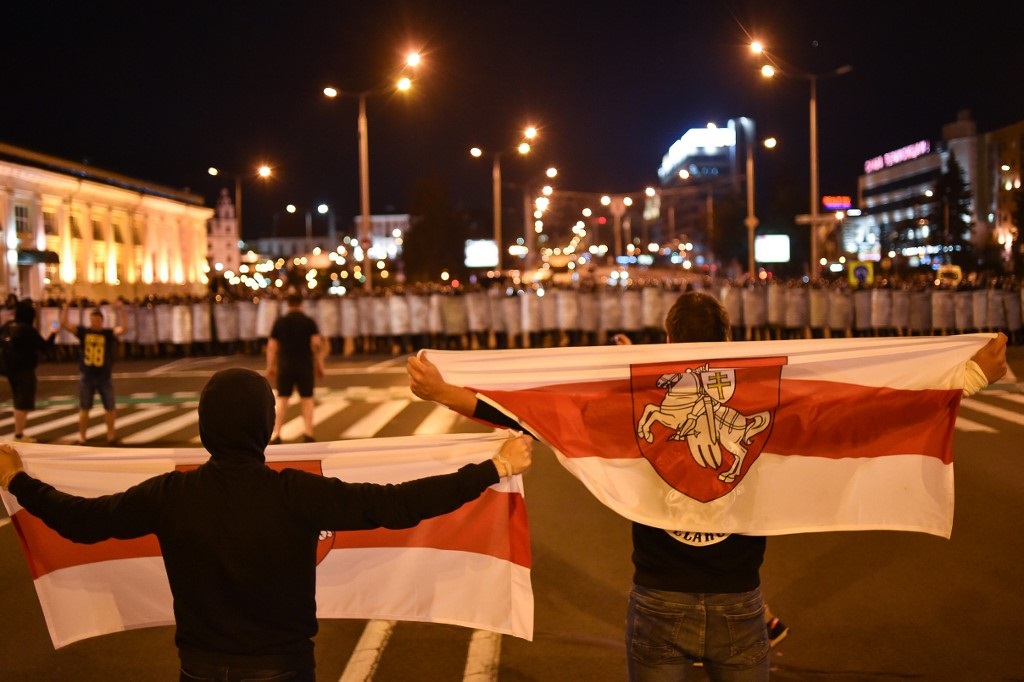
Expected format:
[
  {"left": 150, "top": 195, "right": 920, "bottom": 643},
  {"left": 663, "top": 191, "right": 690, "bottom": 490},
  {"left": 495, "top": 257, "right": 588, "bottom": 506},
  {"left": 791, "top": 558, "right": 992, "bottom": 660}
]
[
  {"left": 1, "top": 432, "right": 532, "bottom": 648},
  {"left": 422, "top": 334, "right": 995, "bottom": 539}
]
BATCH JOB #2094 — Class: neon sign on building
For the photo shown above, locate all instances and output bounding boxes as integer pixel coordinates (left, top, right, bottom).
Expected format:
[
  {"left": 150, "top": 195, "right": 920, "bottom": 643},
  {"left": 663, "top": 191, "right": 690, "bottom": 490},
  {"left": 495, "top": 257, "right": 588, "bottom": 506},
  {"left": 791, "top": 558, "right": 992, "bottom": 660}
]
[{"left": 864, "top": 140, "right": 931, "bottom": 174}]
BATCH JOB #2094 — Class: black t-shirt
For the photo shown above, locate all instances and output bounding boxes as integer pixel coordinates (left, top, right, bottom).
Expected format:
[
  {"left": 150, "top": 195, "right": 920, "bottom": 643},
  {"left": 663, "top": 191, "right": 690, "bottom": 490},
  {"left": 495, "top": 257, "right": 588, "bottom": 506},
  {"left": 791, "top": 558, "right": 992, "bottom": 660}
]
[
  {"left": 472, "top": 398, "right": 765, "bottom": 593},
  {"left": 76, "top": 327, "right": 118, "bottom": 376},
  {"left": 270, "top": 311, "right": 319, "bottom": 369}
]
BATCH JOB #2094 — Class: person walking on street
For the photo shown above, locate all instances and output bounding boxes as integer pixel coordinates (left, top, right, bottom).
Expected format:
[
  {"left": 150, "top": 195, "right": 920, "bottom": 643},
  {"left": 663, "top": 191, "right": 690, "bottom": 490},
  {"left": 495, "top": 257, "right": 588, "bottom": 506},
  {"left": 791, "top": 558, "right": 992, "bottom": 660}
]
[
  {"left": 0, "top": 367, "right": 533, "bottom": 680},
  {"left": 60, "top": 300, "right": 127, "bottom": 445},
  {"left": 267, "top": 293, "right": 325, "bottom": 444},
  {"left": 1, "top": 299, "right": 57, "bottom": 442}
]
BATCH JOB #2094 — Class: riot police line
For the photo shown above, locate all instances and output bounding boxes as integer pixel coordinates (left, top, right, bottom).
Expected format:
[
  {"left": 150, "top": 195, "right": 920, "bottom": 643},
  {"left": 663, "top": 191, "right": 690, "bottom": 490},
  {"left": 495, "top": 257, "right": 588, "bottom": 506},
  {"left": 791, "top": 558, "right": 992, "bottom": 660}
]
[{"left": 6, "top": 276, "right": 1023, "bottom": 362}]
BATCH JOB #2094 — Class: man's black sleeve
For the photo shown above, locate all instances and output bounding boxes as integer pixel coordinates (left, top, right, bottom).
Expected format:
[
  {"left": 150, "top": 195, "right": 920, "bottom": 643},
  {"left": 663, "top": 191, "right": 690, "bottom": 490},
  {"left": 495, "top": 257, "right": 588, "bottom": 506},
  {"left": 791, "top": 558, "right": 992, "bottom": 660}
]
[{"left": 472, "top": 399, "right": 537, "bottom": 439}]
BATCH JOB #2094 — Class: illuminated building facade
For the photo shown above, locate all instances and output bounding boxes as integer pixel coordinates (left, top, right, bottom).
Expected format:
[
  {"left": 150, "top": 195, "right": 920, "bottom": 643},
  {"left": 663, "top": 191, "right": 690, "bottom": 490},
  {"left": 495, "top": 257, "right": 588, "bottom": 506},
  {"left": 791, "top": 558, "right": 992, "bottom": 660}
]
[
  {"left": 0, "top": 143, "right": 213, "bottom": 301},
  {"left": 845, "top": 110, "right": 991, "bottom": 269}
]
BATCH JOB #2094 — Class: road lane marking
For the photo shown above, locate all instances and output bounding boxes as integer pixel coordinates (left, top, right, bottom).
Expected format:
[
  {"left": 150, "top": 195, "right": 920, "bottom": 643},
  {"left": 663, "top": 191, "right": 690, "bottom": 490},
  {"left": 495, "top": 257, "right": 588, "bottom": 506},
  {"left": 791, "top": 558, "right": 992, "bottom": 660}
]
[
  {"left": 278, "top": 400, "right": 350, "bottom": 442},
  {"left": 960, "top": 397, "right": 1024, "bottom": 426},
  {"left": 21, "top": 407, "right": 96, "bottom": 439},
  {"left": 55, "top": 405, "right": 178, "bottom": 443},
  {"left": 122, "top": 410, "right": 201, "bottom": 444},
  {"left": 341, "top": 400, "right": 411, "bottom": 439},
  {"left": 954, "top": 415, "right": 998, "bottom": 433},
  {"left": 0, "top": 406, "right": 68, "bottom": 432},
  {"left": 339, "top": 619, "right": 395, "bottom": 682},
  {"left": 414, "top": 407, "right": 465, "bottom": 435},
  {"left": 464, "top": 629, "right": 501, "bottom": 681}
]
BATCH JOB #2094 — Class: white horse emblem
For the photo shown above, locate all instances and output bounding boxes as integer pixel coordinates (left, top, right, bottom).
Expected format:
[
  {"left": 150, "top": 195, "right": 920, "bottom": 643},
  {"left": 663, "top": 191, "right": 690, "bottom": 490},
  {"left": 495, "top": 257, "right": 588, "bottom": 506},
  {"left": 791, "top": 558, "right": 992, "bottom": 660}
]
[{"left": 637, "top": 364, "right": 771, "bottom": 483}]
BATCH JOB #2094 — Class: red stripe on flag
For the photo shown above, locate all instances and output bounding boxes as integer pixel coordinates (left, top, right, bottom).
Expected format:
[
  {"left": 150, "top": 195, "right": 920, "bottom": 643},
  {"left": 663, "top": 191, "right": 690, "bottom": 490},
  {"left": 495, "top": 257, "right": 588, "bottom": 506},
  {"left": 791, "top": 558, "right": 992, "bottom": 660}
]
[
  {"left": 11, "top": 488, "right": 527, "bottom": 579},
  {"left": 479, "top": 378, "right": 960, "bottom": 464},
  {"left": 331, "top": 488, "right": 530, "bottom": 568},
  {"left": 480, "top": 381, "right": 642, "bottom": 460},
  {"left": 11, "top": 513, "right": 161, "bottom": 579},
  {"left": 771, "top": 380, "right": 959, "bottom": 463}
]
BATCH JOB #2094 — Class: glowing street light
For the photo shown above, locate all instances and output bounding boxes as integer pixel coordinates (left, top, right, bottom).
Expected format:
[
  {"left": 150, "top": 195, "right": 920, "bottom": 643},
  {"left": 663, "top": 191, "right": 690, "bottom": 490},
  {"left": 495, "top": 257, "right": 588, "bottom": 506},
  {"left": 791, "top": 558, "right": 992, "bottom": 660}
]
[
  {"left": 752, "top": 40, "right": 852, "bottom": 277},
  {"left": 324, "top": 51, "right": 421, "bottom": 287},
  {"left": 470, "top": 127, "right": 537, "bottom": 270},
  {"left": 207, "top": 164, "right": 272, "bottom": 238}
]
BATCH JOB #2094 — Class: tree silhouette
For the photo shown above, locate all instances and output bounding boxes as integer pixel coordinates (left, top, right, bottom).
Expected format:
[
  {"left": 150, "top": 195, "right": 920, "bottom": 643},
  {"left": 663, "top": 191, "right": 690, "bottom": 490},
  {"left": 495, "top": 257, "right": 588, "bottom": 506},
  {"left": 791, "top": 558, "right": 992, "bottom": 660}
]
[
  {"left": 402, "top": 174, "right": 469, "bottom": 283},
  {"left": 926, "top": 150, "right": 974, "bottom": 267}
]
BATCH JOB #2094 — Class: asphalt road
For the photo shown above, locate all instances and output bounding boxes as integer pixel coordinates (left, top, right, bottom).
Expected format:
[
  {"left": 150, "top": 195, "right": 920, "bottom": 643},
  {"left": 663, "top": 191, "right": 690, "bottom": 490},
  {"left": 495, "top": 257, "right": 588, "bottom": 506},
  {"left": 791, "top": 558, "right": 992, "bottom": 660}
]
[{"left": 1, "top": 347, "right": 1023, "bottom": 681}]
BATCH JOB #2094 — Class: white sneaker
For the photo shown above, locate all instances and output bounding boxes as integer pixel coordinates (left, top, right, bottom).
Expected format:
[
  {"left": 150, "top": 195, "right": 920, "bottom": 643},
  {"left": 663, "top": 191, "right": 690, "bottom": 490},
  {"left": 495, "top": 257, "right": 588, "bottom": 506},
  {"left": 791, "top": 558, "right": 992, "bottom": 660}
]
[{"left": 13, "top": 434, "right": 37, "bottom": 443}]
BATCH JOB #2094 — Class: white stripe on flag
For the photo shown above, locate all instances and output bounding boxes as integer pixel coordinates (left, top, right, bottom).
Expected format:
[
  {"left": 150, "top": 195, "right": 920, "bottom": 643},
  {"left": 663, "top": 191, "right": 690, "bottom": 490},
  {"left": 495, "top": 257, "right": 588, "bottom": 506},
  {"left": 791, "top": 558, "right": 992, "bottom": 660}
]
[
  {"left": 421, "top": 335, "right": 993, "bottom": 538},
  {"left": 2, "top": 433, "right": 533, "bottom": 648}
]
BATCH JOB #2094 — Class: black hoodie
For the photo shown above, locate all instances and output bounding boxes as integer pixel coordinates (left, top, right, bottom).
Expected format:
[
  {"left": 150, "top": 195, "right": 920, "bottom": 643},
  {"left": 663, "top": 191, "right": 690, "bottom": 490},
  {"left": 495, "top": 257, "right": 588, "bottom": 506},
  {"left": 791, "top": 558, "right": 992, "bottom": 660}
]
[{"left": 9, "top": 368, "right": 499, "bottom": 671}]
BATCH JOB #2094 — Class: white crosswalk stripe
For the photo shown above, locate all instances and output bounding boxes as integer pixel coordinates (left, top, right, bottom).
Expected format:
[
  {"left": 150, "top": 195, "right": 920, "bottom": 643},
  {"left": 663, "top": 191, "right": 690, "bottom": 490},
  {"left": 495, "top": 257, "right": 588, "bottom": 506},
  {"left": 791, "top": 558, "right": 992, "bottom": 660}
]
[
  {"left": 414, "top": 407, "right": 467, "bottom": 435},
  {"left": 122, "top": 409, "right": 203, "bottom": 445},
  {"left": 57, "top": 405, "right": 178, "bottom": 444},
  {"left": 341, "top": 400, "right": 411, "bottom": 439},
  {"left": 0, "top": 406, "right": 66, "bottom": 434},
  {"left": 954, "top": 415, "right": 998, "bottom": 433},
  {"left": 22, "top": 407, "right": 90, "bottom": 440},
  {"left": 278, "top": 399, "right": 351, "bottom": 442}
]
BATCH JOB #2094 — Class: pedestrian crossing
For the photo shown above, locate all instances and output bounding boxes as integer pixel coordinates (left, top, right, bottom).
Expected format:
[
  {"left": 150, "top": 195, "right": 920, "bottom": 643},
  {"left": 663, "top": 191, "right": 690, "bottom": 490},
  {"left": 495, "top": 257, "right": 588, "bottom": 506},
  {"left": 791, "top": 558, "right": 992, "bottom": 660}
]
[
  {"left": 1, "top": 385, "right": 496, "bottom": 445},
  {"left": 2, "top": 386, "right": 1021, "bottom": 446}
]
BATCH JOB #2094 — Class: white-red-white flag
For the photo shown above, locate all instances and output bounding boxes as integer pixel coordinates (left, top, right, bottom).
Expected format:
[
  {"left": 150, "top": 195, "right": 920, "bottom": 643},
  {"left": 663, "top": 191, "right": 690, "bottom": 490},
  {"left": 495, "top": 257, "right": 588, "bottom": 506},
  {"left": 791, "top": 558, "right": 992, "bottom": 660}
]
[
  {"left": 1, "top": 432, "right": 532, "bottom": 648},
  {"left": 423, "top": 334, "right": 995, "bottom": 539}
]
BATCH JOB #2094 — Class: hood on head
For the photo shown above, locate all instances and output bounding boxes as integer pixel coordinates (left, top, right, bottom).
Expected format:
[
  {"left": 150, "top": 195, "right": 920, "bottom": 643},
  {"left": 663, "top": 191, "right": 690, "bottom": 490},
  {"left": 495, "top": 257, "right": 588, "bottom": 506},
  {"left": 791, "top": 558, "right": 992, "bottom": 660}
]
[
  {"left": 199, "top": 368, "right": 275, "bottom": 462},
  {"left": 14, "top": 300, "right": 35, "bottom": 324}
]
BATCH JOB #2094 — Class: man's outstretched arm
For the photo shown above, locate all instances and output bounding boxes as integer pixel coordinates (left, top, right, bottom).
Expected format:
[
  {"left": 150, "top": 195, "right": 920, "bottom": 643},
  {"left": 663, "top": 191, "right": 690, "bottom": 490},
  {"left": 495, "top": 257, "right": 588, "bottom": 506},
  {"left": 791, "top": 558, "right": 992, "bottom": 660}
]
[{"left": 407, "top": 352, "right": 478, "bottom": 417}]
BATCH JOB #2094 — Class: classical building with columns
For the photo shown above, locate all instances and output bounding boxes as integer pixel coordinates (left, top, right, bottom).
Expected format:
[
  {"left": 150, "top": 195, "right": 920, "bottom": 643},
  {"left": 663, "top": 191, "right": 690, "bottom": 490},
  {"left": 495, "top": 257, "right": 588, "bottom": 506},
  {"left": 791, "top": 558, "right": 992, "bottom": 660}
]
[{"left": 0, "top": 143, "right": 213, "bottom": 302}]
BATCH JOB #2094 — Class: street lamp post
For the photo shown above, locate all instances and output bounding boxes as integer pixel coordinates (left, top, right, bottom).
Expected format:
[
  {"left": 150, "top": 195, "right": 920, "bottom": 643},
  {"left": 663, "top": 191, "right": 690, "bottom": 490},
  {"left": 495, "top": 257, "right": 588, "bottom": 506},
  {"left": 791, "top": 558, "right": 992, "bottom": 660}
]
[
  {"left": 490, "top": 153, "right": 503, "bottom": 270},
  {"left": 521, "top": 166, "right": 557, "bottom": 270},
  {"left": 739, "top": 117, "right": 759, "bottom": 276},
  {"left": 208, "top": 164, "right": 272, "bottom": 238},
  {"left": 324, "top": 51, "right": 419, "bottom": 289},
  {"left": 753, "top": 42, "right": 851, "bottom": 277},
  {"left": 471, "top": 127, "right": 536, "bottom": 272},
  {"left": 286, "top": 203, "right": 332, "bottom": 256}
]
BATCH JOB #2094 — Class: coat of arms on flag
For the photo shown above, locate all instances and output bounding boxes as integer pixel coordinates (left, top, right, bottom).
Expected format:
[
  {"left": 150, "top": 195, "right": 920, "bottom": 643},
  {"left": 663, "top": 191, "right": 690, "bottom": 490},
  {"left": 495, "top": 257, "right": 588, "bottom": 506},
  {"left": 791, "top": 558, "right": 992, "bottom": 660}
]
[{"left": 630, "top": 356, "right": 787, "bottom": 502}]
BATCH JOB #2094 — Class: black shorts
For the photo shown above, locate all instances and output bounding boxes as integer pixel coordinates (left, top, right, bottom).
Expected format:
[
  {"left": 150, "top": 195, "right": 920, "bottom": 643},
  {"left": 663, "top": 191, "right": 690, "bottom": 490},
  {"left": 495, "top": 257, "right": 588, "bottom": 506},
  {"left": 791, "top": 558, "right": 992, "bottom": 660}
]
[
  {"left": 277, "top": 365, "right": 314, "bottom": 398},
  {"left": 8, "top": 369, "right": 38, "bottom": 411}
]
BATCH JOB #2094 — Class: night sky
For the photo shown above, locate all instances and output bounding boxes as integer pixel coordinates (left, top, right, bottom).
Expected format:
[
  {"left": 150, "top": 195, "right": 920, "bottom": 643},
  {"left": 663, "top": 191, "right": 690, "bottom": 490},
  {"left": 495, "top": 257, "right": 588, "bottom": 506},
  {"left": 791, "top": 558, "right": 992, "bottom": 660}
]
[{"left": 5, "top": 1, "right": 1022, "bottom": 241}]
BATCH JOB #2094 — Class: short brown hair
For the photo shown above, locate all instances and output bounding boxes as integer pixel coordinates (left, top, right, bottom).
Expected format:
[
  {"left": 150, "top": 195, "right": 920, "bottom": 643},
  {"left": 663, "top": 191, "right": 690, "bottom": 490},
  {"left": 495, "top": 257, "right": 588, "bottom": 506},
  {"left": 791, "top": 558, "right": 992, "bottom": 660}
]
[{"left": 663, "top": 291, "right": 731, "bottom": 344}]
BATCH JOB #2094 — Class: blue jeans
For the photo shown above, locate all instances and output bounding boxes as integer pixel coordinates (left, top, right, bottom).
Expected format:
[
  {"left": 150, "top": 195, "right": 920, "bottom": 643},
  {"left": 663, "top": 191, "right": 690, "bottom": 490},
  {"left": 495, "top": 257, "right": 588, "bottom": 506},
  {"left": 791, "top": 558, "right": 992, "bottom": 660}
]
[{"left": 626, "top": 585, "right": 770, "bottom": 681}]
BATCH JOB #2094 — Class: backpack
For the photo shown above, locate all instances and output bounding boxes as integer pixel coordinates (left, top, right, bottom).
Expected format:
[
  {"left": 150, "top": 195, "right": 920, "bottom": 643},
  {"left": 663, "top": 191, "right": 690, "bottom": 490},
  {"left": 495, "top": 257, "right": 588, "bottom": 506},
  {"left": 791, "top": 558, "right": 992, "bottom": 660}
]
[{"left": 0, "top": 322, "right": 15, "bottom": 377}]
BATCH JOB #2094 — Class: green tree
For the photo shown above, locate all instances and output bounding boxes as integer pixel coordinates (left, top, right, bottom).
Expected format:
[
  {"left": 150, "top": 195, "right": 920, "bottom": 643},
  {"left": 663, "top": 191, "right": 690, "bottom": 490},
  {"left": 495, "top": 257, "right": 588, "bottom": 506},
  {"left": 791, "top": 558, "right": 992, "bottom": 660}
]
[{"left": 402, "top": 174, "right": 469, "bottom": 283}]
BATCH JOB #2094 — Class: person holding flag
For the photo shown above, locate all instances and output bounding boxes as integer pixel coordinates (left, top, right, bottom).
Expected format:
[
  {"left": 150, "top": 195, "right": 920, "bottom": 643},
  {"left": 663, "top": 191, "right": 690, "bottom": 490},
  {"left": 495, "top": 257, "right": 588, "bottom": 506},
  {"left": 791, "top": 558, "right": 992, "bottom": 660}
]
[
  {"left": 407, "top": 290, "right": 1008, "bottom": 681},
  {"left": 0, "top": 367, "right": 533, "bottom": 681}
]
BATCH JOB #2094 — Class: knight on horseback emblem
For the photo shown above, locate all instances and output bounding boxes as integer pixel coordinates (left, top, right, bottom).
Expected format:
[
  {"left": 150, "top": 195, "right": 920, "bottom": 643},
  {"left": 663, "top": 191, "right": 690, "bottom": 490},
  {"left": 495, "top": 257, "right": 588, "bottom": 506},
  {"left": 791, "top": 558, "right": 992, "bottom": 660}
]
[{"left": 636, "top": 363, "right": 772, "bottom": 484}]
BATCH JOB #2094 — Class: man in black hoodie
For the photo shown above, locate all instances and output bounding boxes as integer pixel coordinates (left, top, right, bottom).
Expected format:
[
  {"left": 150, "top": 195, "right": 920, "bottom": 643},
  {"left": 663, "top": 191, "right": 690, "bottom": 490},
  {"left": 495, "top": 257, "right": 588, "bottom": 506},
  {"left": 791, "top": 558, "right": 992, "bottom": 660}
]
[{"left": 0, "top": 367, "right": 532, "bottom": 681}]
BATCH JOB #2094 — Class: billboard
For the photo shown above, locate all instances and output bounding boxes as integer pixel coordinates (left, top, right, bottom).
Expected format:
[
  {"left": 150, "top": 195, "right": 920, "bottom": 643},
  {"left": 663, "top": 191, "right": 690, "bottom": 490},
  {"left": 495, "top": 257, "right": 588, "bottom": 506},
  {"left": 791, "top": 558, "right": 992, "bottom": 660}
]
[
  {"left": 464, "top": 239, "right": 499, "bottom": 268},
  {"left": 754, "top": 234, "right": 791, "bottom": 263}
]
